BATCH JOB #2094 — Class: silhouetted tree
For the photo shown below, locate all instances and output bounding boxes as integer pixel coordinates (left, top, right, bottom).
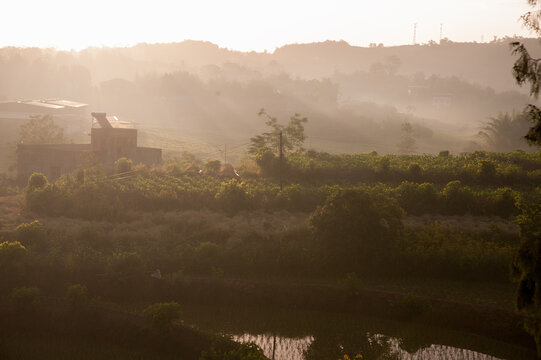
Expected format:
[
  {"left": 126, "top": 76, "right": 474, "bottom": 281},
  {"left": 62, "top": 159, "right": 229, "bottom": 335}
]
[
  {"left": 397, "top": 121, "right": 416, "bottom": 154},
  {"left": 511, "top": 0, "right": 541, "bottom": 145},
  {"left": 511, "top": 3, "right": 541, "bottom": 353},
  {"left": 248, "top": 109, "right": 307, "bottom": 156},
  {"left": 512, "top": 189, "right": 541, "bottom": 354}
]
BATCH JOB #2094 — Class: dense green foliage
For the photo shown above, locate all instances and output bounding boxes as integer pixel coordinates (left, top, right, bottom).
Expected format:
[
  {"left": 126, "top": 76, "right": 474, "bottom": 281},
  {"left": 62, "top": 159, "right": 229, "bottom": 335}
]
[
  {"left": 309, "top": 189, "right": 403, "bottom": 269},
  {"left": 15, "top": 220, "right": 45, "bottom": 246},
  {"left": 115, "top": 157, "right": 133, "bottom": 174},
  {"left": 0, "top": 240, "right": 27, "bottom": 274},
  {"left": 285, "top": 150, "right": 541, "bottom": 186},
  {"left": 511, "top": 6, "right": 541, "bottom": 350},
  {"left": 10, "top": 149, "right": 539, "bottom": 356},
  {"left": 200, "top": 337, "right": 267, "bottom": 360},
  {"left": 24, "top": 155, "right": 534, "bottom": 221},
  {"left": 25, "top": 174, "right": 520, "bottom": 220},
  {"left": 65, "top": 284, "right": 90, "bottom": 308},
  {"left": 10, "top": 286, "right": 40, "bottom": 310},
  {"left": 512, "top": 188, "right": 541, "bottom": 353},
  {"left": 17, "top": 150, "right": 530, "bottom": 286},
  {"left": 143, "top": 302, "right": 182, "bottom": 333}
]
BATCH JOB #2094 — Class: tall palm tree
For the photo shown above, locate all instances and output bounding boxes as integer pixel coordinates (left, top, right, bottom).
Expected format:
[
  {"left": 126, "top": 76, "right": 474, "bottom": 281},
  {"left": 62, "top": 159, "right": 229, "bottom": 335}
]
[{"left": 478, "top": 112, "right": 532, "bottom": 152}]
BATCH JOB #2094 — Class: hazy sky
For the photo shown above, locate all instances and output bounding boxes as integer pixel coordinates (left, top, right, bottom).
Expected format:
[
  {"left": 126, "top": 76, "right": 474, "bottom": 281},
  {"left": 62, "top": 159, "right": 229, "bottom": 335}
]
[{"left": 0, "top": 0, "right": 535, "bottom": 51}]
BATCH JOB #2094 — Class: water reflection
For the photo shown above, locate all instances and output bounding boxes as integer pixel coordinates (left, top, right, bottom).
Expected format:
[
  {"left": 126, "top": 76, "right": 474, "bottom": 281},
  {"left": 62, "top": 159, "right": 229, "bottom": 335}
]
[
  {"left": 234, "top": 334, "right": 313, "bottom": 360},
  {"left": 234, "top": 333, "right": 503, "bottom": 360},
  {"left": 181, "top": 303, "right": 534, "bottom": 360}
]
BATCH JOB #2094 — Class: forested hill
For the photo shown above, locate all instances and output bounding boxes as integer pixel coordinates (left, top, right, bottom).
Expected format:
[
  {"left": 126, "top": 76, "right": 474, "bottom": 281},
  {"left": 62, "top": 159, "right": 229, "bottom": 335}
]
[
  {"left": 0, "top": 38, "right": 539, "bottom": 157},
  {"left": 77, "top": 38, "right": 541, "bottom": 91},
  {"left": 1, "top": 38, "right": 538, "bottom": 91},
  {"left": 272, "top": 38, "right": 541, "bottom": 92}
]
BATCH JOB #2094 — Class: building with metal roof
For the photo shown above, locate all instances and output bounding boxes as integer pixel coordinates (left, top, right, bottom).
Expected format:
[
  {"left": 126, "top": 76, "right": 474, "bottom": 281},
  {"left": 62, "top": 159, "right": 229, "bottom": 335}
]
[{"left": 17, "top": 112, "right": 161, "bottom": 181}]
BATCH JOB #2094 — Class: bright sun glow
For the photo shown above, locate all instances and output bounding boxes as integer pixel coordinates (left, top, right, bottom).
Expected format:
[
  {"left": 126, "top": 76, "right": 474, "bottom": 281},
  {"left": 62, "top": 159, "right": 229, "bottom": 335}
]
[{"left": 0, "top": 0, "right": 535, "bottom": 51}]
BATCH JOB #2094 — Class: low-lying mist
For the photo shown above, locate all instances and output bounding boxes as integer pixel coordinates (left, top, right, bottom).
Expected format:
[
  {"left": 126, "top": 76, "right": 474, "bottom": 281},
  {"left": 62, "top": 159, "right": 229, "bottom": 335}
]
[{"left": 0, "top": 38, "right": 538, "bottom": 173}]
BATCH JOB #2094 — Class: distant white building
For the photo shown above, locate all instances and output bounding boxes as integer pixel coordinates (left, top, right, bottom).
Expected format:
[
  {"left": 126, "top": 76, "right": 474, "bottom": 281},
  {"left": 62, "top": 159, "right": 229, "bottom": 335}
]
[{"left": 0, "top": 99, "right": 89, "bottom": 135}]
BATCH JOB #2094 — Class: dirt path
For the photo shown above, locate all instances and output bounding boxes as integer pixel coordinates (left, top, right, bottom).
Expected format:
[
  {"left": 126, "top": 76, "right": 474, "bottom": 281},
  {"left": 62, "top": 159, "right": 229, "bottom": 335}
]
[{"left": 0, "top": 194, "right": 24, "bottom": 233}]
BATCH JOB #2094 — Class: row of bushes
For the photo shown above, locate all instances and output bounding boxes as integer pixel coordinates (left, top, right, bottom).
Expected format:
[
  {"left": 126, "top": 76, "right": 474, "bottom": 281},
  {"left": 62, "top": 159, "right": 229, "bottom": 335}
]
[
  {"left": 25, "top": 170, "right": 525, "bottom": 220},
  {"left": 274, "top": 150, "right": 541, "bottom": 186}
]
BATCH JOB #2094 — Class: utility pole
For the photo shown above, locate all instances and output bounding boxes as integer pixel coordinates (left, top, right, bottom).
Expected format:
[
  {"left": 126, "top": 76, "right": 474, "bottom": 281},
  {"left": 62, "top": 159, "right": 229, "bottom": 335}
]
[
  {"left": 224, "top": 144, "right": 227, "bottom": 164},
  {"left": 279, "top": 131, "right": 283, "bottom": 191},
  {"left": 413, "top": 23, "right": 417, "bottom": 45},
  {"left": 440, "top": 23, "right": 443, "bottom": 42}
]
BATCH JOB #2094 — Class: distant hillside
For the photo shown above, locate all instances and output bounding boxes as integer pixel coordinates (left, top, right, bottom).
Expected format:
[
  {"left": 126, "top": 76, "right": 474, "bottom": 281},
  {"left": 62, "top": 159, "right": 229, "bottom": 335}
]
[
  {"left": 272, "top": 38, "right": 541, "bottom": 92},
  {"left": 75, "top": 38, "right": 541, "bottom": 92},
  {"left": 0, "top": 38, "right": 538, "bottom": 162}
]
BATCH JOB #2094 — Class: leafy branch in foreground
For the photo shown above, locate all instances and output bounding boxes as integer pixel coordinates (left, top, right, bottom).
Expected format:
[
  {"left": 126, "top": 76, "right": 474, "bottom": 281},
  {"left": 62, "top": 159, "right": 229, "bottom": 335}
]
[{"left": 511, "top": 0, "right": 541, "bottom": 146}]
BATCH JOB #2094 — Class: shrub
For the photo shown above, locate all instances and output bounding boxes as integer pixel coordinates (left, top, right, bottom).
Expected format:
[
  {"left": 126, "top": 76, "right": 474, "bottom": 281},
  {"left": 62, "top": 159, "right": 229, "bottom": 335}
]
[
  {"left": 14, "top": 220, "right": 45, "bottom": 246},
  {"left": 66, "top": 284, "right": 89, "bottom": 308},
  {"left": 10, "top": 286, "right": 40, "bottom": 309},
  {"left": 392, "top": 293, "right": 431, "bottom": 318},
  {"left": 190, "top": 242, "right": 222, "bottom": 273},
  {"left": 276, "top": 183, "right": 322, "bottom": 211},
  {"left": 395, "top": 182, "right": 440, "bottom": 215},
  {"left": 478, "top": 160, "right": 497, "bottom": 183},
  {"left": 200, "top": 336, "right": 267, "bottom": 360},
  {"left": 142, "top": 302, "right": 181, "bottom": 333},
  {"left": 255, "top": 149, "right": 280, "bottom": 176},
  {"left": 27, "top": 173, "right": 48, "bottom": 189},
  {"left": 25, "top": 182, "right": 66, "bottom": 216},
  {"left": 0, "top": 241, "right": 27, "bottom": 272},
  {"left": 342, "top": 272, "right": 364, "bottom": 298},
  {"left": 115, "top": 157, "right": 132, "bottom": 173},
  {"left": 309, "top": 189, "right": 403, "bottom": 270},
  {"left": 109, "top": 252, "right": 146, "bottom": 281},
  {"left": 408, "top": 163, "right": 422, "bottom": 181},
  {"left": 377, "top": 156, "right": 391, "bottom": 172},
  {"left": 204, "top": 160, "right": 222, "bottom": 176},
  {"left": 438, "top": 150, "right": 450, "bottom": 157},
  {"left": 215, "top": 180, "right": 252, "bottom": 214},
  {"left": 491, "top": 187, "right": 518, "bottom": 218},
  {"left": 442, "top": 180, "right": 474, "bottom": 215}
]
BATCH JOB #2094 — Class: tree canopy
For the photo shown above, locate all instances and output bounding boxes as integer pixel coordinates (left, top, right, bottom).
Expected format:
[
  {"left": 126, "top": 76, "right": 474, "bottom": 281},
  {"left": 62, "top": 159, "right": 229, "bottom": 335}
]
[
  {"left": 248, "top": 109, "right": 307, "bottom": 156},
  {"left": 511, "top": 0, "right": 541, "bottom": 146},
  {"left": 309, "top": 189, "right": 403, "bottom": 269},
  {"left": 478, "top": 112, "right": 532, "bottom": 152},
  {"left": 19, "top": 114, "right": 65, "bottom": 145},
  {"left": 511, "top": 2, "right": 541, "bottom": 353}
]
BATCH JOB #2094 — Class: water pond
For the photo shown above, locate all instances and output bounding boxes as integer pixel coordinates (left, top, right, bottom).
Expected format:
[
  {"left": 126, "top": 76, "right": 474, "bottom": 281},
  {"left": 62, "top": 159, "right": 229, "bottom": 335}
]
[{"left": 181, "top": 303, "right": 536, "bottom": 360}]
